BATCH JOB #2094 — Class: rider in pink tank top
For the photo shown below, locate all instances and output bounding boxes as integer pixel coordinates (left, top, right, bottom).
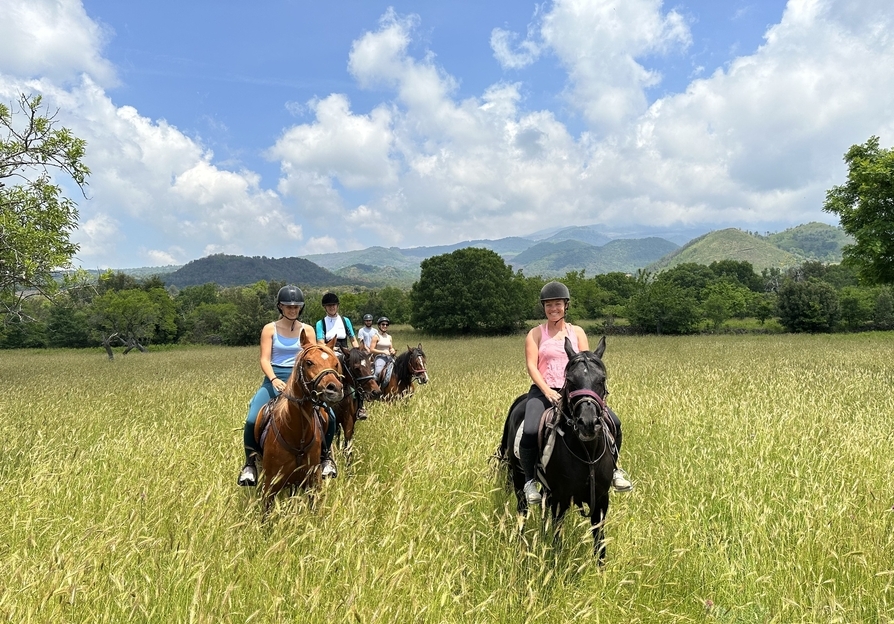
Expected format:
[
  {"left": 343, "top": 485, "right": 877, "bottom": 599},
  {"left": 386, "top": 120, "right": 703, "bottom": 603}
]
[{"left": 537, "top": 322, "right": 579, "bottom": 389}]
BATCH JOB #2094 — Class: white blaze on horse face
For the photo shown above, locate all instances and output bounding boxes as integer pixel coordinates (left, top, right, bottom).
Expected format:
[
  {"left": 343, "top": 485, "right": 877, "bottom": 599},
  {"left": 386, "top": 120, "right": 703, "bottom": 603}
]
[{"left": 321, "top": 353, "right": 330, "bottom": 360}]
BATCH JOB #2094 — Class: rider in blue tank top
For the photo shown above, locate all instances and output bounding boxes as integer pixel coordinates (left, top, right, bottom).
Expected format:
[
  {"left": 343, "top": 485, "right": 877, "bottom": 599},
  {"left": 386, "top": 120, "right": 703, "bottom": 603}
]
[{"left": 237, "top": 285, "right": 341, "bottom": 487}]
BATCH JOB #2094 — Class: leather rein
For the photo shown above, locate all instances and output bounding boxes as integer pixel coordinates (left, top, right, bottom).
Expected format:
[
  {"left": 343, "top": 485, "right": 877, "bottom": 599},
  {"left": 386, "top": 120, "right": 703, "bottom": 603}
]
[
  {"left": 270, "top": 344, "right": 342, "bottom": 459},
  {"left": 555, "top": 364, "right": 615, "bottom": 512}
]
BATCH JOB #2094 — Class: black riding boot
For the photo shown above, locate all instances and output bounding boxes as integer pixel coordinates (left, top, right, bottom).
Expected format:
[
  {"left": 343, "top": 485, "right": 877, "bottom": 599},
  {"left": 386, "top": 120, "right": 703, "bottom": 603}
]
[{"left": 518, "top": 434, "right": 539, "bottom": 482}]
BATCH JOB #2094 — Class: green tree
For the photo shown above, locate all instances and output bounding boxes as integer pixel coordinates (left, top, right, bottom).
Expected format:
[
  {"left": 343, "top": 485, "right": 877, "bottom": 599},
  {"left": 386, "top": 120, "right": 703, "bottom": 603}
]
[
  {"left": 91, "top": 289, "right": 160, "bottom": 351},
  {"left": 838, "top": 286, "right": 875, "bottom": 330},
  {"left": 220, "top": 282, "right": 271, "bottom": 346},
  {"left": 627, "top": 280, "right": 700, "bottom": 334},
  {"left": 410, "top": 248, "right": 526, "bottom": 334},
  {"left": 776, "top": 278, "right": 840, "bottom": 333},
  {"left": 709, "top": 260, "right": 763, "bottom": 292},
  {"left": 1, "top": 94, "right": 90, "bottom": 318},
  {"left": 874, "top": 288, "right": 894, "bottom": 330},
  {"left": 701, "top": 281, "right": 750, "bottom": 330},
  {"left": 823, "top": 136, "right": 894, "bottom": 284}
]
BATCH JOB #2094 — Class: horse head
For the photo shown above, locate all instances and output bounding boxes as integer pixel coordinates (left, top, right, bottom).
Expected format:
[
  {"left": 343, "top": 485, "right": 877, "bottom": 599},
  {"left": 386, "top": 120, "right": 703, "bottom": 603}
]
[
  {"left": 347, "top": 347, "right": 381, "bottom": 399},
  {"left": 295, "top": 333, "right": 344, "bottom": 404},
  {"left": 407, "top": 343, "right": 428, "bottom": 384},
  {"left": 562, "top": 336, "right": 607, "bottom": 442}
]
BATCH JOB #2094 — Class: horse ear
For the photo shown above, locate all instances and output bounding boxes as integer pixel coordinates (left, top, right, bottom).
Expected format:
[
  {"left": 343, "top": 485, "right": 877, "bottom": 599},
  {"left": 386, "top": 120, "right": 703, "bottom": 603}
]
[
  {"left": 594, "top": 335, "right": 606, "bottom": 359},
  {"left": 564, "top": 336, "right": 576, "bottom": 358},
  {"left": 300, "top": 328, "right": 314, "bottom": 348},
  {"left": 326, "top": 336, "right": 338, "bottom": 351}
]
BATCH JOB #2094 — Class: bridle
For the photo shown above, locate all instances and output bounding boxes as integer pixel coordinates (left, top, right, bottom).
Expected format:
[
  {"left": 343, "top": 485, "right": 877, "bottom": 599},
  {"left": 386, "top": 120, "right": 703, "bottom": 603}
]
[
  {"left": 556, "top": 354, "right": 615, "bottom": 512},
  {"left": 342, "top": 349, "right": 378, "bottom": 401},
  {"left": 270, "top": 343, "right": 342, "bottom": 460},
  {"left": 408, "top": 348, "right": 427, "bottom": 382},
  {"left": 280, "top": 344, "right": 343, "bottom": 407}
]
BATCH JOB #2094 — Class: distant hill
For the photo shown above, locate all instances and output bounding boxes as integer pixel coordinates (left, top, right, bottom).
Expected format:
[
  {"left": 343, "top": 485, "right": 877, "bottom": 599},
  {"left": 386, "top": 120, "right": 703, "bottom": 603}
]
[
  {"left": 647, "top": 229, "right": 802, "bottom": 273},
  {"left": 397, "top": 236, "right": 534, "bottom": 260},
  {"left": 99, "top": 222, "right": 852, "bottom": 288},
  {"left": 541, "top": 226, "right": 612, "bottom": 247},
  {"left": 765, "top": 222, "right": 852, "bottom": 263},
  {"left": 334, "top": 263, "right": 419, "bottom": 288},
  {"left": 512, "top": 237, "right": 679, "bottom": 277},
  {"left": 303, "top": 246, "right": 420, "bottom": 272},
  {"left": 165, "top": 254, "right": 352, "bottom": 288}
]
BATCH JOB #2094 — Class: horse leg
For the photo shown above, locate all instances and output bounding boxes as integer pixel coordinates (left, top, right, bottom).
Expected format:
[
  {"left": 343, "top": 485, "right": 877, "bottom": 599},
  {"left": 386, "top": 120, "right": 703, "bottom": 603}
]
[
  {"left": 591, "top": 494, "right": 610, "bottom": 562},
  {"left": 549, "top": 498, "right": 571, "bottom": 549}
]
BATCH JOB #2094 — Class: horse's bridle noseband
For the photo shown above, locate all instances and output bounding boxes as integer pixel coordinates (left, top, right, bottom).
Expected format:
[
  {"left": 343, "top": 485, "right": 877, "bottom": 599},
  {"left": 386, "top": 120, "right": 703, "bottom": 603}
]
[
  {"left": 282, "top": 344, "right": 343, "bottom": 406},
  {"left": 408, "top": 349, "right": 427, "bottom": 381}
]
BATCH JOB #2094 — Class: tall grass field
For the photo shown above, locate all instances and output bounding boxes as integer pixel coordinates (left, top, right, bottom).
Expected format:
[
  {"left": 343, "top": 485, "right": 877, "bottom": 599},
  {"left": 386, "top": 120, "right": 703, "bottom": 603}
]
[{"left": 2, "top": 332, "right": 893, "bottom": 622}]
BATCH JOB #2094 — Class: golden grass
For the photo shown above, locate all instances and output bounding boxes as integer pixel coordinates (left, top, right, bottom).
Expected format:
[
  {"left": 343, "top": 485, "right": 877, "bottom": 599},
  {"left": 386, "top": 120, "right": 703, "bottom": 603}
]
[{"left": 1, "top": 333, "right": 893, "bottom": 622}]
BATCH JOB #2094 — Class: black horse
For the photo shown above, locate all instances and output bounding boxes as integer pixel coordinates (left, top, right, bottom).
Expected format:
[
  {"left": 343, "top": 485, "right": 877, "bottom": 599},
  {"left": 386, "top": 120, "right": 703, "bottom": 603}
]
[{"left": 499, "top": 336, "right": 618, "bottom": 560}]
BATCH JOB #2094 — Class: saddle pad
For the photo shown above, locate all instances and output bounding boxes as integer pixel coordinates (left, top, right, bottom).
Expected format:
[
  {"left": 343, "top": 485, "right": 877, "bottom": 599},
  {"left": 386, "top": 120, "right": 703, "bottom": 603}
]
[{"left": 512, "top": 411, "right": 559, "bottom": 469}]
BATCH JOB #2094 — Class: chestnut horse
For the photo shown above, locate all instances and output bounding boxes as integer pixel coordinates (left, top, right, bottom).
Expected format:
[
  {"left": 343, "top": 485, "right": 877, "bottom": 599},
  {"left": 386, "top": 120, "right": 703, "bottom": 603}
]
[
  {"left": 377, "top": 344, "right": 428, "bottom": 400},
  {"left": 254, "top": 333, "right": 343, "bottom": 511},
  {"left": 332, "top": 347, "right": 381, "bottom": 466},
  {"left": 499, "top": 336, "right": 617, "bottom": 560}
]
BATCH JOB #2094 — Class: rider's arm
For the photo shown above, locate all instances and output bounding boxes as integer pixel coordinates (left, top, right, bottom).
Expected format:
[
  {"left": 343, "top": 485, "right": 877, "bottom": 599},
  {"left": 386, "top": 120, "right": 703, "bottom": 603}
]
[
  {"left": 345, "top": 318, "right": 360, "bottom": 349},
  {"left": 259, "top": 323, "right": 284, "bottom": 391},
  {"left": 573, "top": 324, "right": 590, "bottom": 351},
  {"left": 525, "top": 327, "right": 560, "bottom": 405}
]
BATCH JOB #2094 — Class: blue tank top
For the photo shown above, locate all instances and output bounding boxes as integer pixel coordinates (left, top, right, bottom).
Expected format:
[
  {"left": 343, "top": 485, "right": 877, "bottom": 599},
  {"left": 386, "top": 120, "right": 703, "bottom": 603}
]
[{"left": 271, "top": 325, "right": 301, "bottom": 367}]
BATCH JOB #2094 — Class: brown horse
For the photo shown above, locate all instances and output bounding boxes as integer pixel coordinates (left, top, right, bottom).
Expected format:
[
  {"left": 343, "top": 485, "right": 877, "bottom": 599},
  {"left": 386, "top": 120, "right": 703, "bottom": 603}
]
[
  {"left": 254, "top": 333, "right": 343, "bottom": 511},
  {"left": 332, "top": 347, "right": 381, "bottom": 466},
  {"left": 377, "top": 343, "right": 428, "bottom": 400}
]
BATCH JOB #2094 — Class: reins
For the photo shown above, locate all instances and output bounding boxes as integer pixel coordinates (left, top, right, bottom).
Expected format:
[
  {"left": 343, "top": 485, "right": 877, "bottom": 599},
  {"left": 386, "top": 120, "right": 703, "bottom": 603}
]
[
  {"left": 555, "top": 355, "right": 613, "bottom": 512},
  {"left": 271, "top": 343, "right": 342, "bottom": 460}
]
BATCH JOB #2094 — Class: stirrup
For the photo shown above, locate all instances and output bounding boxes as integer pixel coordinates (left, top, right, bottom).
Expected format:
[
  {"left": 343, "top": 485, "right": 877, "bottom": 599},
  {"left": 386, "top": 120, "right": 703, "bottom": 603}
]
[{"left": 356, "top": 407, "right": 368, "bottom": 420}]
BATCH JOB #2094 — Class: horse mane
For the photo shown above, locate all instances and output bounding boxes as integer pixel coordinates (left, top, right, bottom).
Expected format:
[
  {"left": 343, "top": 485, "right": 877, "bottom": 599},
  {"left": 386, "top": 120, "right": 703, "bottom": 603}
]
[{"left": 346, "top": 347, "right": 363, "bottom": 370}]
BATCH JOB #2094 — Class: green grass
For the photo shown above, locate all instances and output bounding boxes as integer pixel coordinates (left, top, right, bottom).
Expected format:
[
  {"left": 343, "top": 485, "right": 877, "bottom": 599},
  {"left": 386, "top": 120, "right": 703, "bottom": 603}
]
[{"left": 2, "top": 333, "right": 893, "bottom": 622}]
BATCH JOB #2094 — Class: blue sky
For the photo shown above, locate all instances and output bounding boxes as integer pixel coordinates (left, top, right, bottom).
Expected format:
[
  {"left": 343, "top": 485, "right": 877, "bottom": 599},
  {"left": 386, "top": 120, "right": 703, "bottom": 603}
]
[{"left": 2, "top": 0, "right": 893, "bottom": 268}]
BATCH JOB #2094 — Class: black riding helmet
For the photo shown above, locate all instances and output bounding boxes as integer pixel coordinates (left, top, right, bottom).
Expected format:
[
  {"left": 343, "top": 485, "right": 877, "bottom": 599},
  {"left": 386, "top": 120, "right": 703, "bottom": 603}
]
[
  {"left": 363, "top": 313, "right": 374, "bottom": 322},
  {"left": 276, "top": 285, "right": 305, "bottom": 323},
  {"left": 540, "top": 281, "right": 570, "bottom": 302},
  {"left": 377, "top": 316, "right": 390, "bottom": 326},
  {"left": 277, "top": 285, "right": 305, "bottom": 308},
  {"left": 321, "top": 292, "right": 339, "bottom": 306}
]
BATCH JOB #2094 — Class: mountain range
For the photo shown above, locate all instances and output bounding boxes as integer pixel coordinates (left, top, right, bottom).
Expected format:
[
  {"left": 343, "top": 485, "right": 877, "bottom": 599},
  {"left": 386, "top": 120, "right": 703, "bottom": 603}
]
[{"left": 153, "top": 222, "right": 850, "bottom": 289}]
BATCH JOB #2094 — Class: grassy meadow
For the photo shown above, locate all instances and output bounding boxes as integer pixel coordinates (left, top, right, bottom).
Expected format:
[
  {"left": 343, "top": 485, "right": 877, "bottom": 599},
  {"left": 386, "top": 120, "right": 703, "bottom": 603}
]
[{"left": 1, "top": 332, "right": 893, "bottom": 623}]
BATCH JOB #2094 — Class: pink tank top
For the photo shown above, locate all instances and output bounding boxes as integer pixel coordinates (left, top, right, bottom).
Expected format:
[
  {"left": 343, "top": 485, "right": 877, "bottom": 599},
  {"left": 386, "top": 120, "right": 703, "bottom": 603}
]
[{"left": 537, "top": 323, "right": 579, "bottom": 389}]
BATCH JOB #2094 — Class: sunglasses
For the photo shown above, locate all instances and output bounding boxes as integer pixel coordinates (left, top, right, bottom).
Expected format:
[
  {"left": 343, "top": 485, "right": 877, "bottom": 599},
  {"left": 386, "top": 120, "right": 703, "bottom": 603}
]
[{"left": 379, "top": 323, "right": 390, "bottom": 327}]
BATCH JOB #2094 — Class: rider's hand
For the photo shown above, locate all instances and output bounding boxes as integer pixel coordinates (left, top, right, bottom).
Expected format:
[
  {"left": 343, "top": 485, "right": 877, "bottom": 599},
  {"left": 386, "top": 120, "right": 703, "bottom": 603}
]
[
  {"left": 272, "top": 378, "right": 286, "bottom": 393},
  {"left": 548, "top": 390, "right": 561, "bottom": 406}
]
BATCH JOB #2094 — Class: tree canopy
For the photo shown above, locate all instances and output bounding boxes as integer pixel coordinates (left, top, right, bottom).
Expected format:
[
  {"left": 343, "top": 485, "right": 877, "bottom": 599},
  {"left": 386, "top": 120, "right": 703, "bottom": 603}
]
[
  {"left": 410, "top": 247, "right": 527, "bottom": 334},
  {"left": 1, "top": 94, "right": 89, "bottom": 317},
  {"left": 823, "top": 136, "right": 894, "bottom": 285}
]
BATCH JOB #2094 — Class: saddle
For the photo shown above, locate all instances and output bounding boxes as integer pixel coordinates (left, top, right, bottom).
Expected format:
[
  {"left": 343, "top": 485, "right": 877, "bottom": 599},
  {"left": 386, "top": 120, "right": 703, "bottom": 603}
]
[
  {"left": 512, "top": 406, "right": 562, "bottom": 469},
  {"left": 512, "top": 403, "right": 619, "bottom": 474},
  {"left": 376, "top": 358, "right": 395, "bottom": 387},
  {"left": 256, "top": 398, "right": 326, "bottom": 457}
]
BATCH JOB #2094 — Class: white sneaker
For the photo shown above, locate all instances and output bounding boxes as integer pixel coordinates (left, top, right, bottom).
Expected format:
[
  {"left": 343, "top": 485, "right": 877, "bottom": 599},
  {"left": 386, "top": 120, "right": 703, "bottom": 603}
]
[
  {"left": 321, "top": 458, "right": 338, "bottom": 478},
  {"left": 612, "top": 468, "right": 633, "bottom": 492},
  {"left": 523, "top": 479, "right": 542, "bottom": 505},
  {"left": 237, "top": 462, "right": 257, "bottom": 487}
]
